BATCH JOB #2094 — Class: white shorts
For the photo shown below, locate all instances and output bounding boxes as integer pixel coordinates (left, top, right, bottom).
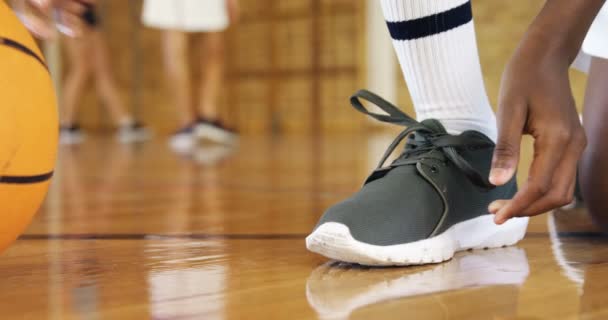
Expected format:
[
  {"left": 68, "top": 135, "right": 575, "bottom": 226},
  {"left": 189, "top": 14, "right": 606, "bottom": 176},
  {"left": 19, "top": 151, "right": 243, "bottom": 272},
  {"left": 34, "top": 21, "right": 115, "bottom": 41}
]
[
  {"left": 142, "top": 0, "right": 229, "bottom": 32},
  {"left": 572, "top": 3, "right": 608, "bottom": 72}
]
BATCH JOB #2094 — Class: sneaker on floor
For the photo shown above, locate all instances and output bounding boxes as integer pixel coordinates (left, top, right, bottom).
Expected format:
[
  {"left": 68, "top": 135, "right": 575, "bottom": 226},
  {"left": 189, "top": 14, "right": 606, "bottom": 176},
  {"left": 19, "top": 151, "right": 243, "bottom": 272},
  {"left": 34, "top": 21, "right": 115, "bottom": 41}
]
[
  {"left": 169, "top": 125, "right": 197, "bottom": 154},
  {"left": 59, "top": 124, "right": 85, "bottom": 145},
  {"left": 195, "top": 118, "right": 238, "bottom": 144},
  {"left": 306, "top": 90, "right": 529, "bottom": 266},
  {"left": 116, "top": 122, "right": 151, "bottom": 144}
]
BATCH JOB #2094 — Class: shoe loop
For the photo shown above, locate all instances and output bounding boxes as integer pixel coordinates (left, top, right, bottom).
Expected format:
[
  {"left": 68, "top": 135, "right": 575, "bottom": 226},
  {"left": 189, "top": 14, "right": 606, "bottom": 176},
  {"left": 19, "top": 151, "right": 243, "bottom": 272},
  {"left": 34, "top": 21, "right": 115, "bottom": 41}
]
[{"left": 350, "top": 89, "right": 495, "bottom": 190}]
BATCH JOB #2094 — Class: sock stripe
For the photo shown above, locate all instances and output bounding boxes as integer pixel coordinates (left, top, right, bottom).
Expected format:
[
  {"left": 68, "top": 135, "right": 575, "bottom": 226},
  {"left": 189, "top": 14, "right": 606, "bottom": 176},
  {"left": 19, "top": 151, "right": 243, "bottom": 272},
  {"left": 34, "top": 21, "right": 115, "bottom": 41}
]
[{"left": 386, "top": 1, "right": 472, "bottom": 41}]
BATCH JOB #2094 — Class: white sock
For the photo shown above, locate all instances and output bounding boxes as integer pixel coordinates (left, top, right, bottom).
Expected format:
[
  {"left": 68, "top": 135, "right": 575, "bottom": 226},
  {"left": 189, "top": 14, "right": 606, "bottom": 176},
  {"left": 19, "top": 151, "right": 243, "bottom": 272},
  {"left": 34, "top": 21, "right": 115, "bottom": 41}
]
[{"left": 380, "top": 0, "right": 497, "bottom": 141}]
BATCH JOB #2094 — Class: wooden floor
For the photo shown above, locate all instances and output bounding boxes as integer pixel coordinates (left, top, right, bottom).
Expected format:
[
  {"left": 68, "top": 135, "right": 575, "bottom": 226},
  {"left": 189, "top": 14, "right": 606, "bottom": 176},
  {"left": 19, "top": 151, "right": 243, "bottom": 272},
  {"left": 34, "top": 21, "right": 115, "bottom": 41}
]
[{"left": 2, "top": 134, "right": 608, "bottom": 319}]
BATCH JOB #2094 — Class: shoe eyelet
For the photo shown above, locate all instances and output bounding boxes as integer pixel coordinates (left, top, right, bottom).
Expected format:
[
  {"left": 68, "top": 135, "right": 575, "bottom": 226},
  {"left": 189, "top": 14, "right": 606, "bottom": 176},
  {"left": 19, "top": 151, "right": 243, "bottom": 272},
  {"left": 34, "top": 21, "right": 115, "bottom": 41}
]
[{"left": 431, "top": 166, "right": 438, "bottom": 173}]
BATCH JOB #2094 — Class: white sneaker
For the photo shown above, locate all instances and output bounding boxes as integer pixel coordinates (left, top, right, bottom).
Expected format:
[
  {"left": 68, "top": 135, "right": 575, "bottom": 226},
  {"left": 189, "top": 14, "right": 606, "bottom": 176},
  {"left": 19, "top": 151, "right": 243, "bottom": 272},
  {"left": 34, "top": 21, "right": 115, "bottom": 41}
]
[
  {"left": 117, "top": 122, "right": 151, "bottom": 144},
  {"left": 195, "top": 119, "right": 238, "bottom": 144},
  {"left": 169, "top": 126, "right": 197, "bottom": 154},
  {"left": 59, "top": 125, "right": 85, "bottom": 145}
]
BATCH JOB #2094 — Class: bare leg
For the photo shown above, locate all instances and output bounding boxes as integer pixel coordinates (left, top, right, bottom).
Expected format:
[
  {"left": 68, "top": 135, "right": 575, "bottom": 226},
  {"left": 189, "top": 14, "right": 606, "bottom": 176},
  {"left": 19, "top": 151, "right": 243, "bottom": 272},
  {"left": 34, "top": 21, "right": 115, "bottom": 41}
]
[
  {"left": 90, "top": 30, "right": 132, "bottom": 126},
  {"left": 197, "top": 32, "right": 225, "bottom": 121},
  {"left": 162, "top": 30, "right": 195, "bottom": 127},
  {"left": 579, "top": 57, "right": 608, "bottom": 230},
  {"left": 61, "top": 34, "right": 93, "bottom": 126}
]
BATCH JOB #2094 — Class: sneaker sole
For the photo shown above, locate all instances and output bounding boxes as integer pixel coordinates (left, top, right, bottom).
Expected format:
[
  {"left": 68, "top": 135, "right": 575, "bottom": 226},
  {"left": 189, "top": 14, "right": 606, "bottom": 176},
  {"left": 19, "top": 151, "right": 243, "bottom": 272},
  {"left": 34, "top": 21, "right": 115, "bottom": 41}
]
[
  {"left": 196, "top": 125, "right": 237, "bottom": 144},
  {"left": 306, "top": 214, "right": 529, "bottom": 266}
]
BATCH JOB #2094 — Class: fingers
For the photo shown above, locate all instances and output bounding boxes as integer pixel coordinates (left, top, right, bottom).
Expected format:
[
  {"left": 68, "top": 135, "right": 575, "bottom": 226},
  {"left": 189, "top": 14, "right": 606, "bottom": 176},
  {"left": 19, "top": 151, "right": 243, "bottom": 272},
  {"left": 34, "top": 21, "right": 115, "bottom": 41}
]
[
  {"left": 493, "top": 125, "right": 586, "bottom": 224},
  {"left": 489, "top": 200, "right": 509, "bottom": 214},
  {"left": 490, "top": 100, "right": 527, "bottom": 186},
  {"left": 516, "top": 142, "right": 581, "bottom": 216}
]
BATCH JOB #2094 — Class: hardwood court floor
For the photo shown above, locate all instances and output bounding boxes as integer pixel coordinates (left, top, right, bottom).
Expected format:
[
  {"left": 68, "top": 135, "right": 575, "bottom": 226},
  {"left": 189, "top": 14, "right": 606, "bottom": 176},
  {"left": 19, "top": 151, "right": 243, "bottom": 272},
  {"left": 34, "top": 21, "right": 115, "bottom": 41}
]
[{"left": 1, "top": 135, "right": 607, "bottom": 319}]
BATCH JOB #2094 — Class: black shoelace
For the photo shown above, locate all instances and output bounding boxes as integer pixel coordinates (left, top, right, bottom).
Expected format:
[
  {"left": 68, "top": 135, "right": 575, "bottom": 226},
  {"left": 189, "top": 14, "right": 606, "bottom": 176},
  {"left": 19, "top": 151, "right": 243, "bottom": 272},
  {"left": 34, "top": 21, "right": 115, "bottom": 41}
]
[{"left": 350, "top": 90, "right": 495, "bottom": 189}]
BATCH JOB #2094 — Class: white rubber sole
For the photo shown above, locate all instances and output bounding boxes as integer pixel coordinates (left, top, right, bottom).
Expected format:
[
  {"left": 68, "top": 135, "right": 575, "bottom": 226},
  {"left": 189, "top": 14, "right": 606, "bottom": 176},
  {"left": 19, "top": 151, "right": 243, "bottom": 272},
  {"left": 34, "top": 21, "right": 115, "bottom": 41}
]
[
  {"left": 168, "top": 133, "right": 197, "bottom": 154},
  {"left": 306, "top": 214, "right": 529, "bottom": 266},
  {"left": 195, "top": 124, "right": 238, "bottom": 145}
]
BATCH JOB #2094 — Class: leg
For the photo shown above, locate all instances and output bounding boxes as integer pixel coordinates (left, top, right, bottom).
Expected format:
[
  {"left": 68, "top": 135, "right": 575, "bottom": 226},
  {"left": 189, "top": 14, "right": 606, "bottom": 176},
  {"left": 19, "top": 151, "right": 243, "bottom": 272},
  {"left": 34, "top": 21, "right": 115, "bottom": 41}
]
[
  {"left": 579, "top": 57, "right": 608, "bottom": 230},
  {"left": 61, "top": 34, "right": 93, "bottom": 126},
  {"left": 161, "top": 30, "right": 196, "bottom": 127},
  {"left": 380, "top": 0, "right": 496, "bottom": 141},
  {"left": 197, "top": 32, "right": 225, "bottom": 121},
  {"left": 90, "top": 30, "right": 133, "bottom": 126}
]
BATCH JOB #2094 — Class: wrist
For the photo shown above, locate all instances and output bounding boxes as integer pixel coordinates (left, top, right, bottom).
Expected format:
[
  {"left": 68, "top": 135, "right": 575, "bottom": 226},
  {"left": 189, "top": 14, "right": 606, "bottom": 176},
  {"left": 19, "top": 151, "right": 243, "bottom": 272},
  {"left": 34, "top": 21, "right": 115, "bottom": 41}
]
[
  {"left": 513, "top": 28, "right": 573, "bottom": 71},
  {"left": 528, "top": 26, "right": 580, "bottom": 63}
]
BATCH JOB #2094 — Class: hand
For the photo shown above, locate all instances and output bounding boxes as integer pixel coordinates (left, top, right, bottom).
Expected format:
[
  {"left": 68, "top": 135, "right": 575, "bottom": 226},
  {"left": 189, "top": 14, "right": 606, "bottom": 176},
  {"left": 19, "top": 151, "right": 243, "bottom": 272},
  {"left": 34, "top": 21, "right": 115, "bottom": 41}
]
[
  {"left": 12, "top": 0, "right": 95, "bottom": 39},
  {"left": 489, "top": 45, "right": 586, "bottom": 224},
  {"left": 226, "top": 0, "right": 240, "bottom": 24}
]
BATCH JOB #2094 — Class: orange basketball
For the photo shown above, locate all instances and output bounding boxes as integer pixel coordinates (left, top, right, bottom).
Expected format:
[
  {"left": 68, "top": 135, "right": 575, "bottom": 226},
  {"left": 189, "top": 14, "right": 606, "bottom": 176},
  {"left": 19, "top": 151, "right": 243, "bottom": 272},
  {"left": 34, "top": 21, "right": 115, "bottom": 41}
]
[{"left": 0, "top": 2, "right": 58, "bottom": 252}]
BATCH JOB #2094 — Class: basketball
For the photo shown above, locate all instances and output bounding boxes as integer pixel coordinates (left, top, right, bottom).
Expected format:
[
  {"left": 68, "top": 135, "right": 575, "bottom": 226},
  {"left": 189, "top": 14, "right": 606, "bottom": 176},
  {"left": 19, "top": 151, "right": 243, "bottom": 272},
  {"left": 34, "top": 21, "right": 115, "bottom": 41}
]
[{"left": 0, "top": 2, "right": 57, "bottom": 253}]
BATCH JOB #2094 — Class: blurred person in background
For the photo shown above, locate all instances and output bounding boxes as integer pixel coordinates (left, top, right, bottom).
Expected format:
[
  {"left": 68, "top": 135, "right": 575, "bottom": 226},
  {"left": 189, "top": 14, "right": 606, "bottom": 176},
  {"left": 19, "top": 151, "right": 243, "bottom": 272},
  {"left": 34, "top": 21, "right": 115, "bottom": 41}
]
[
  {"left": 142, "top": 0, "right": 239, "bottom": 153},
  {"left": 59, "top": 3, "right": 150, "bottom": 145}
]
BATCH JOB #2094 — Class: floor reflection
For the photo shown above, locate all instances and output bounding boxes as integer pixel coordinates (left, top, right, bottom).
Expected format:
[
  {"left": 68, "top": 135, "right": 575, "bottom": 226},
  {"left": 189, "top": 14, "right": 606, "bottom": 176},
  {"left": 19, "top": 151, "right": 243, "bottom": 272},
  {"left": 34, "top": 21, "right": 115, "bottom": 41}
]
[
  {"left": 63, "top": 242, "right": 102, "bottom": 320},
  {"left": 306, "top": 247, "right": 529, "bottom": 319},
  {"left": 146, "top": 240, "right": 228, "bottom": 319},
  {"left": 548, "top": 209, "right": 608, "bottom": 318}
]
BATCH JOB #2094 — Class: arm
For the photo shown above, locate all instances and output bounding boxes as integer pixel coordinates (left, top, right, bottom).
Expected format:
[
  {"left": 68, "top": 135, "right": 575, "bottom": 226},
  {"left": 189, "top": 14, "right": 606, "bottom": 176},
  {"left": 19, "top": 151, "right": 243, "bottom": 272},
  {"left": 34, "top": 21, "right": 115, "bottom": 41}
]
[{"left": 489, "top": 0, "right": 606, "bottom": 223}]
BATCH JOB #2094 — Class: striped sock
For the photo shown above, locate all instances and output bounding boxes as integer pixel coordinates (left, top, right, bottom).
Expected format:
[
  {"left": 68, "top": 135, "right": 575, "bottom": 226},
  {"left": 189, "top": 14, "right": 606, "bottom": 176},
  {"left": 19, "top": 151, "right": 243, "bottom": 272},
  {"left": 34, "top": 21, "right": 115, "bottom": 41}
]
[{"left": 380, "top": 0, "right": 497, "bottom": 141}]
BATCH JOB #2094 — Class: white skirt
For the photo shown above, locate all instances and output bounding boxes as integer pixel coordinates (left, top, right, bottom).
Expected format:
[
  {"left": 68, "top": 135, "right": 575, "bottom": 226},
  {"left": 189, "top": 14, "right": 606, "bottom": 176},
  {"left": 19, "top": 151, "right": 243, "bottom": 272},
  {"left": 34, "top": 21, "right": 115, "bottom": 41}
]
[
  {"left": 572, "top": 3, "right": 608, "bottom": 72},
  {"left": 142, "top": 0, "right": 229, "bottom": 32}
]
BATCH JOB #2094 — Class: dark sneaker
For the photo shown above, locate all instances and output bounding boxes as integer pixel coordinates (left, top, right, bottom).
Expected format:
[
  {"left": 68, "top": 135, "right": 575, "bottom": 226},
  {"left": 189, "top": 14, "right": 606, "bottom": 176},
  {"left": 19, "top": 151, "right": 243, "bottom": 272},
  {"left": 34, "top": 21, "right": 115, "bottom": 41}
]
[
  {"left": 306, "top": 90, "right": 529, "bottom": 266},
  {"left": 195, "top": 118, "right": 238, "bottom": 144},
  {"left": 59, "top": 124, "right": 84, "bottom": 145},
  {"left": 116, "top": 122, "right": 151, "bottom": 144}
]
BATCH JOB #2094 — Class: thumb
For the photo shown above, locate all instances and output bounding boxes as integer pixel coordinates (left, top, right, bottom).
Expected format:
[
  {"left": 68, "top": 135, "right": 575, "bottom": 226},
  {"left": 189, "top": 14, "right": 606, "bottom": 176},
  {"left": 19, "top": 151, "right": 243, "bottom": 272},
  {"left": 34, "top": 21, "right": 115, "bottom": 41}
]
[{"left": 490, "top": 102, "right": 526, "bottom": 186}]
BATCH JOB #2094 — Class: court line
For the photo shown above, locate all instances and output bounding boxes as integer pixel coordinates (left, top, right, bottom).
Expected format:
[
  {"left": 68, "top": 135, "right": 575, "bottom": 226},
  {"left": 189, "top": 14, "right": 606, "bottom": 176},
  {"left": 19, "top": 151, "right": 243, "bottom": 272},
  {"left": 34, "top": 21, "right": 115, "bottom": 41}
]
[
  {"left": 19, "top": 233, "right": 309, "bottom": 240},
  {"left": 17, "top": 231, "right": 608, "bottom": 241}
]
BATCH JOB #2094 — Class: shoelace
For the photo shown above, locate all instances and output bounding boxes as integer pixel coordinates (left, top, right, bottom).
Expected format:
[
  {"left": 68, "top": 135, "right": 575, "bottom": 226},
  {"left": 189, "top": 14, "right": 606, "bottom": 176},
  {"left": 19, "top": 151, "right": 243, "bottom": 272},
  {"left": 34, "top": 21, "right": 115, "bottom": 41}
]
[{"left": 350, "top": 90, "right": 495, "bottom": 189}]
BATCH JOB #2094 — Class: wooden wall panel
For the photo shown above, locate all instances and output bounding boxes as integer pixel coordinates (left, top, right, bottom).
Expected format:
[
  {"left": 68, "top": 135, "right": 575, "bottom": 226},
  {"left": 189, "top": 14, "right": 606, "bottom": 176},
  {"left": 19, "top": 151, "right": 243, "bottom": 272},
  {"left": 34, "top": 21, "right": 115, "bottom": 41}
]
[
  {"left": 67, "top": 0, "right": 366, "bottom": 135},
  {"left": 64, "top": 1, "right": 589, "bottom": 136},
  {"left": 276, "top": 77, "right": 313, "bottom": 133}
]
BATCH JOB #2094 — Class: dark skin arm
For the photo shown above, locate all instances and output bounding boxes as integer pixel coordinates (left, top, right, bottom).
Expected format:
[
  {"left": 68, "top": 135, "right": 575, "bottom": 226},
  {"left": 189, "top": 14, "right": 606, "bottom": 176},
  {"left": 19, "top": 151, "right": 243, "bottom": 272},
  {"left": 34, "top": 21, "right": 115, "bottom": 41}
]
[{"left": 489, "top": 0, "right": 606, "bottom": 224}]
